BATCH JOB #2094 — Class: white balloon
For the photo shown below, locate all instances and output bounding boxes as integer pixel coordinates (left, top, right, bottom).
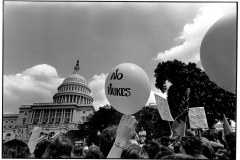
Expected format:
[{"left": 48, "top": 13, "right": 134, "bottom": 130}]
[
  {"left": 200, "top": 13, "right": 236, "bottom": 94},
  {"left": 105, "top": 63, "right": 151, "bottom": 115}
]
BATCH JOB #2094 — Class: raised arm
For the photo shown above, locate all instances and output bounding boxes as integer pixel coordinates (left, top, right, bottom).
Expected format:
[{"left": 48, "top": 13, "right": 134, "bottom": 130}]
[{"left": 107, "top": 115, "right": 136, "bottom": 158}]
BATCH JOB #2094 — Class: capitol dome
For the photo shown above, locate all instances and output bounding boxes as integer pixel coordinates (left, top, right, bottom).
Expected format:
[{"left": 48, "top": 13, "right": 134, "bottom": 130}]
[{"left": 53, "top": 60, "right": 93, "bottom": 104}]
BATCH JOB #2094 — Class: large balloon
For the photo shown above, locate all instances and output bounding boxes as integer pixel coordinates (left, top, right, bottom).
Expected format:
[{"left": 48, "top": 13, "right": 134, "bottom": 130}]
[
  {"left": 200, "top": 13, "right": 236, "bottom": 94},
  {"left": 105, "top": 63, "right": 151, "bottom": 115}
]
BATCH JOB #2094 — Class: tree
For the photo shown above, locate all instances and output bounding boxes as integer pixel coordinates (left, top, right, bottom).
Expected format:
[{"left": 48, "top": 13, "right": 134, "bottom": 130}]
[
  {"left": 78, "top": 104, "right": 122, "bottom": 145},
  {"left": 134, "top": 106, "right": 171, "bottom": 141},
  {"left": 154, "top": 60, "right": 236, "bottom": 128},
  {"left": 78, "top": 104, "right": 172, "bottom": 144}
]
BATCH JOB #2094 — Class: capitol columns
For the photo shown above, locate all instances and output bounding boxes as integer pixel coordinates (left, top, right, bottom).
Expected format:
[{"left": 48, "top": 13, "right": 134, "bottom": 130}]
[
  {"left": 72, "top": 109, "right": 77, "bottom": 123},
  {"left": 70, "top": 109, "right": 73, "bottom": 122}
]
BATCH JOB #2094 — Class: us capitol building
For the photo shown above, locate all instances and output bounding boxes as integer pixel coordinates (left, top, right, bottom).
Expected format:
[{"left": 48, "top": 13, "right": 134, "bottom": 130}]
[{"left": 3, "top": 61, "right": 95, "bottom": 142}]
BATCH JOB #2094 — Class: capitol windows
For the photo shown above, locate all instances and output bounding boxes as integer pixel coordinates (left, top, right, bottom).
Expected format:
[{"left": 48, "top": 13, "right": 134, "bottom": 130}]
[
  {"left": 55, "top": 109, "right": 62, "bottom": 124},
  {"left": 42, "top": 110, "right": 49, "bottom": 124},
  {"left": 49, "top": 110, "right": 55, "bottom": 124},
  {"left": 64, "top": 109, "right": 71, "bottom": 123},
  {"left": 33, "top": 110, "right": 40, "bottom": 124},
  {"left": 22, "top": 118, "right": 26, "bottom": 124}
]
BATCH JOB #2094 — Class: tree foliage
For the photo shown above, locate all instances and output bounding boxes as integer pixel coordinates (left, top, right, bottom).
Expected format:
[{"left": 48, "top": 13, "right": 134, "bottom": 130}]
[
  {"left": 78, "top": 104, "right": 122, "bottom": 145},
  {"left": 78, "top": 105, "right": 172, "bottom": 145},
  {"left": 154, "top": 60, "right": 236, "bottom": 128},
  {"left": 134, "top": 107, "right": 171, "bottom": 141}
]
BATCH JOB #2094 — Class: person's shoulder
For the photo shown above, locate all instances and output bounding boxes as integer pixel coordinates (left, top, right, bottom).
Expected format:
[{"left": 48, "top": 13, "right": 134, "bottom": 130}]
[{"left": 195, "top": 154, "right": 208, "bottom": 159}]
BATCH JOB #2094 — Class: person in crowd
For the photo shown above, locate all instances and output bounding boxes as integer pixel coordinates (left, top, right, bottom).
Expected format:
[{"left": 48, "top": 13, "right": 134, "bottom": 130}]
[
  {"left": 71, "top": 145, "right": 85, "bottom": 158},
  {"left": 202, "top": 129, "right": 216, "bottom": 142},
  {"left": 180, "top": 136, "right": 207, "bottom": 159},
  {"left": 2, "top": 139, "right": 30, "bottom": 158},
  {"left": 107, "top": 115, "right": 136, "bottom": 158},
  {"left": 99, "top": 125, "right": 118, "bottom": 158},
  {"left": 121, "top": 143, "right": 148, "bottom": 159},
  {"left": 129, "top": 133, "right": 139, "bottom": 145},
  {"left": 85, "top": 145, "right": 104, "bottom": 158},
  {"left": 186, "top": 130, "right": 195, "bottom": 137},
  {"left": 39, "top": 132, "right": 45, "bottom": 138},
  {"left": 161, "top": 153, "right": 195, "bottom": 159},
  {"left": 159, "top": 136, "right": 171, "bottom": 147},
  {"left": 217, "top": 130, "right": 225, "bottom": 144},
  {"left": 143, "top": 141, "right": 161, "bottom": 159},
  {"left": 83, "top": 145, "right": 89, "bottom": 154},
  {"left": 155, "top": 146, "right": 174, "bottom": 159},
  {"left": 34, "top": 139, "right": 51, "bottom": 158},
  {"left": 173, "top": 142, "right": 181, "bottom": 153},
  {"left": 138, "top": 127, "right": 147, "bottom": 144},
  {"left": 214, "top": 148, "right": 230, "bottom": 160},
  {"left": 225, "top": 132, "right": 236, "bottom": 159},
  {"left": 41, "top": 135, "right": 73, "bottom": 158},
  {"left": 201, "top": 141, "right": 215, "bottom": 159},
  {"left": 201, "top": 134, "right": 224, "bottom": 153},
  {"left": 4, "top": 133, "right": 12, "bottom": 143}
]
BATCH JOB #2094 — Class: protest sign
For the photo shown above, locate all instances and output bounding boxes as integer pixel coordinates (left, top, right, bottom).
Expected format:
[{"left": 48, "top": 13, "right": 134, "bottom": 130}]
[
  {"left": 28, "top": 127, "right": 41, "bottom": 153},
  {"left": 154, "top": 94, "right": 174, "bottom": 121},
  {"left": 188, "top": 107, "right": 208, "bottom": 129}
]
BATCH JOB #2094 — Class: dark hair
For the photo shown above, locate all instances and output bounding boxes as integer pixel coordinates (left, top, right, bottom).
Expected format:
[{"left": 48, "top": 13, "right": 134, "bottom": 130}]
[
  {"left": 155, "top": 146, "right": 174, "bottom": 159},
  {"left": 85, "top": 145, "right": 104, "bottom": 158},
  {"left": 180, "top": 136, "right": 203, "bottom": 156},
  {"left": 2, "top": 139, "right": 30, "bottom": 158},
  {"left": 99, "top": 126, "right": 117, "bottom": 157},
  {"left": 201, "top": 142, "right": 215, "bottom": 159},
  {"left": 174, "top": 143, "right": 181, "bottom": 153},
  {"left": 121, "top": 144, "right": 148, "bottom": 159},
  {"left": 143, "top": 141, "right": 161, "bottom": 159},
  {"left": 41, "top": 135, "right": 73, "bottom": 158},
  {"left": 162, "top": 153, "right": 195, "bottom": 159},
  {"left": 159, "top": 136, "right": 170, "bottom": 147},
  {"left": 33, "top": 139, "right": 51, "bottom": 158},
  {"left": 186, "top": 130, "right": 195, "bottom": 137},
  {"left": 6, "top": 133, "right": 11, "bottom": 137},
  {"left": 202, "top": 130, "right": 215, "bottom": 141},
  {"left": 71, "top": 145, "right": 84, "bottom": 158},
  {"left": 225, "top": 132, "right": 236, "bottom": 159}
]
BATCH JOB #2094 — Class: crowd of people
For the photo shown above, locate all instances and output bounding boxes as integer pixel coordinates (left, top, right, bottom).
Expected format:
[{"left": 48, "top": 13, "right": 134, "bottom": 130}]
[{"left": 3, "top": 115, "right": 236, "bottom": 159}]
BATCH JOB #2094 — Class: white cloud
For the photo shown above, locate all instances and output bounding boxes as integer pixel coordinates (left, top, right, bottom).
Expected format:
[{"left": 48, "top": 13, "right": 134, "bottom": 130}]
[
  {"left": 4, "top": 67, "right": 166, "bottom": 114},
  {"left": 154, "top": 4, "right": 236, "bottom": 68},
  {"left": 88, "top": 73, "right": 110, "bottom": 111},
  {"left": 4, "top": 64, "right": 64, "bottom": 114}
]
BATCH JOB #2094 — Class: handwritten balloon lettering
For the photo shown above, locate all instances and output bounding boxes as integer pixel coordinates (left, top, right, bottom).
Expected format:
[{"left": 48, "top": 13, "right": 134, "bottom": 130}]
[
  {"left": 110, "top": 69, "right": 123, "bottom": 80},
  {"left": 108, "top": 83, "right": 131, "bottom": 97},
  {"left": 108, "top": 69, "right": 131, "bottom": 97}
]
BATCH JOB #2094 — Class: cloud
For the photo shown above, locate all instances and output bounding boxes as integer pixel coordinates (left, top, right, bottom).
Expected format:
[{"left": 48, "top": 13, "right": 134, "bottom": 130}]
[
  {"left": 154, "top": 4, "right": 236, "bottom": 68},
  {"left": 4, "top": 64, "right": 64, "bottom": 114},
  {"left": 4, "top": 67, "right": 166, "bottom": 114},
  {"left": 88, "top": 73, "right": 110, "bottom": 111}
]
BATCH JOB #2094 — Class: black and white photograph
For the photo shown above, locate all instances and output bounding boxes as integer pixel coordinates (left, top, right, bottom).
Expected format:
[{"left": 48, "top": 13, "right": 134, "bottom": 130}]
[{"left": 2, "top": 1, "right": 237, "bottom": 159}]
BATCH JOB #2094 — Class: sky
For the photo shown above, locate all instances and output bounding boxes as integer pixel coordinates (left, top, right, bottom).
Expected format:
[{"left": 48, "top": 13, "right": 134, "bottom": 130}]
[{"left": 3, "top": 1, "right": 236, "bottom": 114}]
